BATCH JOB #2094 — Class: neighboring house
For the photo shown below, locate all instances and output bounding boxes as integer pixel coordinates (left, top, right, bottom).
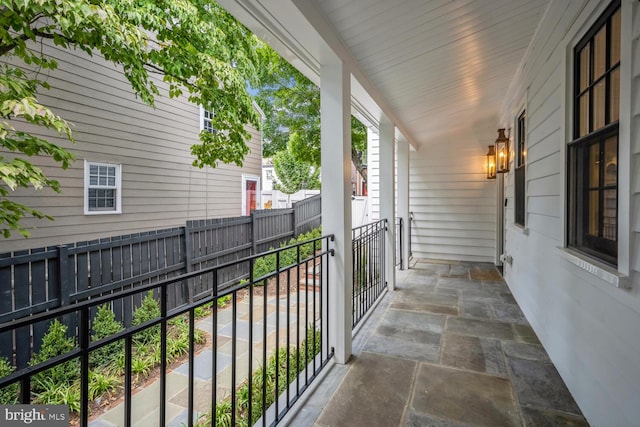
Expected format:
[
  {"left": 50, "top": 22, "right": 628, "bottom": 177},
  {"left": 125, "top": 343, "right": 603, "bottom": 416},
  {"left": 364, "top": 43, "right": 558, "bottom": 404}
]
[
  {"left": 2, "top": 41, "right": 262, "bottom": 252},
  {"left": 260, "top": 157, "right": 319, "bottom": 208}
]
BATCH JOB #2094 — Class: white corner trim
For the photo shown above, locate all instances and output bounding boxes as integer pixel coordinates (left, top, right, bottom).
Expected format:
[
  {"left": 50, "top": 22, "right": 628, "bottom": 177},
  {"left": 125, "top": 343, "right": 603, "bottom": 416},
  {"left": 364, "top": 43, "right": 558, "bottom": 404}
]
[{"left": 555, "top": 247, "right": 631, "bottom": 289}]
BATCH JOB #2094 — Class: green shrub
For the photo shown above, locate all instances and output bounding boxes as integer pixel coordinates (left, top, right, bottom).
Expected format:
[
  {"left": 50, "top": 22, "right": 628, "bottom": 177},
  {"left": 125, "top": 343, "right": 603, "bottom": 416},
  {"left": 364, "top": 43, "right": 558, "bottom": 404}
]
[
  {"left": 0, "top": 357, "right": 18, "bottom": 404},
  {"left": 88, "top": 369, "right": 121, "bottom": 401},
  {"left": 217, "top": 295, "right": 231, "bottom": 308},
  {"left": 132, "top": 291, "right": 161, "bottom": 345},
  {"left": 34, "top": 377, "right": 80, "bottom": 413},
  {"left": 30, "top": 319, "right": 79, "bottom": 393},
  {"left": 252, "top": 226, "right": 322, "bottom": 281},
  {"left": 91, "top": 304, "right": 124, "bottom": 368}
]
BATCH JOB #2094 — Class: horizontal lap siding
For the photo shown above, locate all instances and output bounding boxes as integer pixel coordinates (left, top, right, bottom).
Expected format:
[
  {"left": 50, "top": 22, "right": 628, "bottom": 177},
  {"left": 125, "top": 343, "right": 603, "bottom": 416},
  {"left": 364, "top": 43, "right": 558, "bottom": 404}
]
[
  {"left": 409, "top": 131, "right": 495, "bottom": 262},
  {"left": 2, "top": 42, "right": 261, "bottom": 251},
  {"left": 367, "top": 130, "right": 380, "bottom": 221},
  {"left": 501, "top": 2, "right": 640, "bottom": 427}
]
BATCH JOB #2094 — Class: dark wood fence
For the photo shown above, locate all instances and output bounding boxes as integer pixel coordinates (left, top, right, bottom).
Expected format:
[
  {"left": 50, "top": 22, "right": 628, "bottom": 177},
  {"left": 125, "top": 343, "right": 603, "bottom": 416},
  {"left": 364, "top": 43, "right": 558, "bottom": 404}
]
[{"left": 0, "top": 195, "right": 321, "bottom": 367}]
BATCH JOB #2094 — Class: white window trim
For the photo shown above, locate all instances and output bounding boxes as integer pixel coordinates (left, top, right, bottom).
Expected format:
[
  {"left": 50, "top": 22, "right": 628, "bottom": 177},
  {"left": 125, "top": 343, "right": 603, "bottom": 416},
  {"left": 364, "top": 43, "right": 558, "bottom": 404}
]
[
  {"left": 561, "top": 0, "right": 631, "bottom": 279},
  {"left": 84, "top": 160, "right": 122, "bottom": 215},
  {"left": 241, "top": 175, "right": 260, "bottom": 216},
  {"left": 200, "top": 106, "right": 215, "bottom": 133}
]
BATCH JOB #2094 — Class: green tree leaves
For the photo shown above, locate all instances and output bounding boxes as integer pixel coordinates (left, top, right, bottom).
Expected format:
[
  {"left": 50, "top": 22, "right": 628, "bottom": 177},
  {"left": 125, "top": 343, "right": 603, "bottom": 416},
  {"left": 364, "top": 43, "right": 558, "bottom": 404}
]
[
  {"left": 1, "top": 0, "right": 261, "bottom": 238},
  {"left": 272, "top": 146, "right": 320, "bottom": 195}
]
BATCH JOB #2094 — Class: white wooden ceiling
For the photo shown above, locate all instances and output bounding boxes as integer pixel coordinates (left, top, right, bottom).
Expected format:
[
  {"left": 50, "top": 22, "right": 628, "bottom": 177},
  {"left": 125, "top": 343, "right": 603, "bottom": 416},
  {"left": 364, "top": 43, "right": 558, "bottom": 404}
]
[{"left": 220, "top": 0, "right": 550, "bottom": 148}]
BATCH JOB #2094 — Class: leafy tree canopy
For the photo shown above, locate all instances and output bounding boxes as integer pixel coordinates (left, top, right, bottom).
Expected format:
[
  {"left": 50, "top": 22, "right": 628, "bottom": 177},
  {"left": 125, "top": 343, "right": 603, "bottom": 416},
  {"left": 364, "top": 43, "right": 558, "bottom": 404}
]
[
  {"left": 272, "top": 144, "right": 320, "bottom": 195},
  {"left": 254, "top": 43, "right": 367, "bottom": 179},
  {"left": 1, "top": 0, "right": 260, "bottom": 237}
]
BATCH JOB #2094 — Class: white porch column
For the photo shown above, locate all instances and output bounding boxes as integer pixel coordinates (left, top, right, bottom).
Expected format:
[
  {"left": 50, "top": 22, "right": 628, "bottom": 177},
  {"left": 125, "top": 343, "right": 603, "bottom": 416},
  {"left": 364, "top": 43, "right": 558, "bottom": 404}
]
[
  {"left": 379, "top": 116, "right": 396, "bottom": 290},
  {"left": 397, "top": 136, "right": 410, "bottom": 270},
  {"left": 321, "top": 59, "right": 352, "bottom": 364}
]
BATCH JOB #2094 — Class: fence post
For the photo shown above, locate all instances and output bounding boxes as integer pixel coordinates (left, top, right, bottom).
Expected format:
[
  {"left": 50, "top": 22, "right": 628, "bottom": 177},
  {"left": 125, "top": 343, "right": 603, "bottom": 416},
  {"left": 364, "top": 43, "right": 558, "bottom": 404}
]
[
  {"left": 251, "top": 212, "right": 258, "bottom": 254},
  {"left": 183, "top": 225, "right": 193, "bottom": 304},
  {"left": 58, "top": 245, "right": 71, "bottom": 306},
  {"left": 293, "top": 202, "right": 299, "bottom": 238}
]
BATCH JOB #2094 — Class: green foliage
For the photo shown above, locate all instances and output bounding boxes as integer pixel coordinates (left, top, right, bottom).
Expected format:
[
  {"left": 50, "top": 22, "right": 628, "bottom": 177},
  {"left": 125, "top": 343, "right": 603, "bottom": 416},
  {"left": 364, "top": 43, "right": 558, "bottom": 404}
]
[
  {"left": 88, "top": 369, "right": 121, "bottom": 401},
  {"left": 218, "top": 295, "right": 232, "bottom": 308},
  {"left": 34, "top": 378, "right": 81, "bottom": 413},
  {"left": 254, "top": 43, "right": 367, "bottom": 179},
  {"left": 252, "top": 227, "right": 322, "bottom": 280},
  {"left": 0, "top": 357, "right": 18, "bottom": 404},
  {"left": 132, "top": 291, "right": 161, "bottom": 345},
  {"left": 272, "top": 146, "right": 320, "bottom": 195},
  {"left": 1, "top": 0, "right": 261, "bottom": 237},
  {"left": 197, "top": 327, "right": 322, "bottom": 426},
  {"left": 30, "top": 319, "right": 79, "bottom": 393},
  {"left": 91, "top": 304, "right": 124, "bottom": 368}
]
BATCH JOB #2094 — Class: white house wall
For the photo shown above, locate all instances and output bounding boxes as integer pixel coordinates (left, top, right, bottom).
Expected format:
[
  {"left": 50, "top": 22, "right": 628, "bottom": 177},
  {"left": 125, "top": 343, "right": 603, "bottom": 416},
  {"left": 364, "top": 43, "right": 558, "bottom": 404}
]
[
  {"left": 1, "top": 42, "right": 261, "bottom": 252},
  {"left": 409, "top": 128, "right": 497, "bottom": 262},
  {"left": 367, "top": 129, "right": 380, "bottom": 221},
  {"left": 500, "top": 1, "right": 640, "bottom": 426}
]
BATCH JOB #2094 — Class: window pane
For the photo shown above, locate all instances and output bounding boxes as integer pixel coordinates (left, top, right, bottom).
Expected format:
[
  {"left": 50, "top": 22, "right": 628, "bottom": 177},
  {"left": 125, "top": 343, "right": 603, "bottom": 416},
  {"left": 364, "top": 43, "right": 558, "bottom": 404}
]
[
  {"left": 579, "top": 93, "right": 589, "bottom": 137},
  {"left": 108, "top": 177, "right": 115, "bottom": 186},
  {"left": 610, "top": 8, "right": 620, "bottom": 66},
  {"left": 90, "top": 176, "right": 98, "bottom": 185},
  {"left": 588, "top": 190, "right": 599, "bottom": 236},
  {"left": 604, "top": 135, "right": 617, "bottom": 186},
  {"left": 579, "top": 45, "right": 590, "bottom": 91},
  {"left": 603, "top": 189, "right": 616, "bottom": 240},
  {"left": 593, "top": 26, "right": 606, "bottom": 79},
  {"left": 610, "top": 67, "right": 620, "bottom": 123},
  {"left": 589, "top": 143, "right": 600, "bottom": 188},
  {"left": 90, "top": 165, "right": 98, "bottom": 175},
  {"left": 592, "top": 79, "right": 606, "bottom": 131}
]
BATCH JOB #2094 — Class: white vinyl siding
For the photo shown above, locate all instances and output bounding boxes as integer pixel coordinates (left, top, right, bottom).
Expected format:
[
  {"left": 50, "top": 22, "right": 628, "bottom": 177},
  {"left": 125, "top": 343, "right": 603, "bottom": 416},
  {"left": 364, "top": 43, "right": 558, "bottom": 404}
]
[
  {"left": 366, "top": 129, "right": 380, "bottom": 221},
  {"left": 500, "top": 2, "right": 640, "bottom": 427},
  {"left": 409, "top": 131, "right": 496, "bottom": 263},
  {"left": 2, "top": 40, "right": 261, "bottom": 251}
]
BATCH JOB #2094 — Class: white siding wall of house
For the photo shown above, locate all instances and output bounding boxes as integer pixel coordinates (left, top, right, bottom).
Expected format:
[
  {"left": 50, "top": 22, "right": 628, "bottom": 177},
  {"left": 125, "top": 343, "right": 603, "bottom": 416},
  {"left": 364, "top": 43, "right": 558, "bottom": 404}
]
[
  {"left": 500, "top": 1, "right": 640, "bottom": 426},
  {"left": 2, "top": 42, "right": 261, "bottom": 252},
  {"left": 409, "top": 129, "right": 497, "bottom": 262},
  {"left": 366, "top": 129, "right": 380, "bottom": 221}
]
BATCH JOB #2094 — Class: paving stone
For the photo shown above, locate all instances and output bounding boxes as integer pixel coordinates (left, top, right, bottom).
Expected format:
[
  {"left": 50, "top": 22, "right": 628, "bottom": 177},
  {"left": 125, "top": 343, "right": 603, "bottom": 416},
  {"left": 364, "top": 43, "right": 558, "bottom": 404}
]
[
  {"left": 404, "top": 411, "right": 470, "bottom": 427},
  {"left": 412, "top": 363, "right": 520, "bottom": 427},
  {"left": 437, "top": 277, "right": 482, "bottom": 290},
  {"left": 446, "top": 317, "right": 515, "bottom": 341},
  {"left": 513, "top": 324, "right": 542, "bottom": 345},
  {"left": 502, "top": 341, "right": 550, "bottom": 362},
  {"left": 508, "top": 357, "right": 582, "bottom": 415},
  {"left": 168, "top": 378, "right": 214, "bottom": 413},
  {"left": 413, "top": 262, "right": 451, "bottom": 275},
  {"left": 364, "top": 333, "right": 440, "bottom": 362},
  {"left": 434, "top": 287, "right": 459, "bottom": 297},
  {"left": 481, "top": 281, "right": 510, "bottom": 293},
  {"left": 469, "top": 266, "right": 503, "bottom": 281},
  {"left": 460, "top": 289, "right": 504, "bottom": 303},
  {"left": 174, "top": 350, "right": 232, "bottom": 380},
  {"left": 391, "top": 300, "right": 458, "bottom": 315},
  {"left": 521, "top": 406, "right": 589, "bottom": 427},
  {"left": 441, "top": 334, "right": 506, "bottom": 376},
  {"left": 316, "top": 352, "right": 417, "bottom": 427},
  {"left": 381, "top": 308, "right": 445, "bottom": 333},
  {"left": 492, "top": 302, "right": 528, "bottom": 324},
  {"left": 461, "top": 300, "right": 493, "bottom": 320},
  {"left": 377, "top": 324, "right": 441, "bottom": 345},
  {"left": 499, "top": 292, "right": 518, "bottom": 305}
]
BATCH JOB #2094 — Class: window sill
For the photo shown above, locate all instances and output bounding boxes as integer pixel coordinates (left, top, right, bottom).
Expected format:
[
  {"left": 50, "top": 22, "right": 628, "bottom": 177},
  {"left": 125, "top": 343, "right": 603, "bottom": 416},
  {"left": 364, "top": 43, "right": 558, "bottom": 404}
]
[
  {"left": 556, "top": 247, "right": 631, "bottom": 289},
  {"left": 84, "top": 211, "right": 122, "bottom": 216},
  {"left": 512, "top": 224, "right": 529, "bottom": 236}
]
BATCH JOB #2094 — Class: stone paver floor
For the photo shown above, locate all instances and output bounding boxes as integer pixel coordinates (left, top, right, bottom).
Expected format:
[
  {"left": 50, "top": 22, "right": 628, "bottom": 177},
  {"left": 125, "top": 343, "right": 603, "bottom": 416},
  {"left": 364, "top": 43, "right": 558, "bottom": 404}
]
[{"left": 285, "top": 259, "right": 590, "bottom": 427}]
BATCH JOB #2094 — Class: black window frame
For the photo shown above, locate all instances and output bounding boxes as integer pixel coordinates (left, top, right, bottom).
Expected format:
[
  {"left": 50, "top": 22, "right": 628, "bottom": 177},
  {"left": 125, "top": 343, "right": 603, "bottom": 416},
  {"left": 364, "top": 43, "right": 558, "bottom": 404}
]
[
  {"left": 567, "top": 0, "right": 620, "bottom": 266},
  {"left": 515, "top": 111, "right": 526, "bottom": 227}
]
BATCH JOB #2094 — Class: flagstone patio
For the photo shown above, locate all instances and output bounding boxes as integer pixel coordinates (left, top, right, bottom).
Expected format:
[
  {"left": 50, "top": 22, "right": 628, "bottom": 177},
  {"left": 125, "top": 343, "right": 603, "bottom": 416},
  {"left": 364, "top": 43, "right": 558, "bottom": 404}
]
[{"left": 284, "top": 260, "right": 590, "bottom": 427}]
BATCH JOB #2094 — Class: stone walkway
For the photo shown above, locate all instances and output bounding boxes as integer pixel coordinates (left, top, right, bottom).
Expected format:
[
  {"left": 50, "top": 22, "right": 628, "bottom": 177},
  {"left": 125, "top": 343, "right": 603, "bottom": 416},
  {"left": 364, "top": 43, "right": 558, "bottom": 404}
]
[
  {"left": 285, "top": 260, "right": 590, "bottom": 427},
  {"left": 91, "top": 290, "right": 320, "bottom": 426}
]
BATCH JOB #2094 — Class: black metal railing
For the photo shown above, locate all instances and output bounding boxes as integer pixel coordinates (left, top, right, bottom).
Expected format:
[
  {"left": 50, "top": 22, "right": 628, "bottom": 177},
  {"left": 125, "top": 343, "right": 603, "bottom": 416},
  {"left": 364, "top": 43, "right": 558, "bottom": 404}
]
[
  {"left": 0, "top": 235, "right": 334, "bottom": 427},
  {"left": 352, "top": 220, "right": 386, "bottom": 328},
  {"left": 395, "top": 217, "right": 404, "bottom": 270}
]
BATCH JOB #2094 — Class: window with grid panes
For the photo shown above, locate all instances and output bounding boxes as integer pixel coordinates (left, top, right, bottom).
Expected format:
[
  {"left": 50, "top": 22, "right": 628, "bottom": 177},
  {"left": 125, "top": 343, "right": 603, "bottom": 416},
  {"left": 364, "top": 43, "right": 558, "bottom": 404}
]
[
  {"left": 568, "top": 0, "right": 620, "bottom": 265},
  {"left": 85, "top": 161, "right": 121, "bottom": 214}
]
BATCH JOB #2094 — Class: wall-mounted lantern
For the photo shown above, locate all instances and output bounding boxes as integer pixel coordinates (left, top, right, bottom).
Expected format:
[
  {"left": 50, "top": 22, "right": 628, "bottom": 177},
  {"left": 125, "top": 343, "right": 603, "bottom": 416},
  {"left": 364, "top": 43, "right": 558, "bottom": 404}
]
[
  {"left": 495, "top": 128, "right": 509, "bottom": 173},
  {"left": 486, "top": 145, "right": 496, "bottom": 179}
]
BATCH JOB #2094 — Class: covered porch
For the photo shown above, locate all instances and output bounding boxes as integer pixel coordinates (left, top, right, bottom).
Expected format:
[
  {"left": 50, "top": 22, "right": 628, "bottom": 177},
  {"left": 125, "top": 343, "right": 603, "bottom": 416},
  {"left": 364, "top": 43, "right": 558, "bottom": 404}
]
[{"left": 286, "top": 260, "right": 588, "bottom": 427}]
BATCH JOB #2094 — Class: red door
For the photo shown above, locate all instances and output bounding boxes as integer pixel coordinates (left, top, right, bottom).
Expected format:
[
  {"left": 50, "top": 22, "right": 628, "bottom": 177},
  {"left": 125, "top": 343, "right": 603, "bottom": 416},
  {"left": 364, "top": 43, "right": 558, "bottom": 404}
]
[{"left": 245, "top": 180, "right": 257, "bottom": 215}]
